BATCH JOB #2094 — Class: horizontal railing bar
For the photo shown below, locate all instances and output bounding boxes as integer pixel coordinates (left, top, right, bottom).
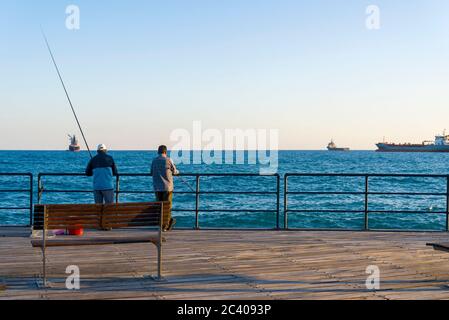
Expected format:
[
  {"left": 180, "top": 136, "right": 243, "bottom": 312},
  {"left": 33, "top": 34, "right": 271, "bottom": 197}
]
[
  {"left": 175, "top": 227, "right": 279, "bottom": 231},
  {"left": 286, "top": 191, "right": 448, "bottom": 196},
  {"left": 199, "top": 191, "right": 278, "bottom": 195},
  {"left": 0, "top": 207, "right": 31, "bottom": 210},
  {"left": 0, "top": 173, "right": 33, "bottom": 176},
  {"left": 39, "top": 190, "right": 93, "bottom": 193},
  {"left": 36, "top": 190, "right": 277, "bottom": 195},
  {"left": 116, "top": 191, "right": 277, "bottom": 195},
  {"left": 0, "top": 190, "right": 32, "bottom": 193},
  {"left": 286, "top": 173, "right": 449, "bottom": 178},
  {"left": 368, "top": 210, "right": 447, "bottom": 214},
  {"left": 39, "top": 190, "right": 196, "bottom": 195},
  {"left": 198, "top": 209, "right": 277, "bottom": 213},
  {"left": 285, "top": 227, "right": 446, "bottom": 233},
  {"left": 120, "top": 191, "right": 197, "bottom": 195},
  {"left": 38, "top": 173, "right": 280, "bottom": 177},
  {"left": 368, "top": 192, "right": 447, "bottom": 196},
  {"left": 287, "top": 192, "right": 366, "bottom": 195},
  {"left": 286, "top": 209, "right": 365, "bottom": 213},
  {"left": 38, "top": 172, "right": 447, "bottom": 178},
  {"left": 38, "top": 190, "right": 277, "bottom": 194},
  {"left": 286, "top": 209, "right": 447, "bottom": 214},
  {"left": 0, "top": 224, "right": 31, "bottom": 228},
  {"left": 121, "top": 173, "right": 280, "bottom": 177}
]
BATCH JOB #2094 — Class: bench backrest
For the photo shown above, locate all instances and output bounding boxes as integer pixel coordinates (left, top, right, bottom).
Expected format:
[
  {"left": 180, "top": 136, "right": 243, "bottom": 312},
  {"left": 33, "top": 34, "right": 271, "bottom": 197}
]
[
  {"left": 33, "top": 202, "right": 169, "bottom": 230},
  {"left": 102, "top": 202, "right": 164, "bottom": 229}
]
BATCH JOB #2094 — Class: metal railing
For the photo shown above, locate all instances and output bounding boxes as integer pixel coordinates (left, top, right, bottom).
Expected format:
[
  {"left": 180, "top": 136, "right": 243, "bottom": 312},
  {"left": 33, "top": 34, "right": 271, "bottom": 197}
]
[
  {"left": 1, "top": 172, "right": 449, "bottom": 231},
  {"left": 0, "top": 173, "right": 33, "bottom": 226},
  {"left": 37, "top": 173, "right": 281, "bottom": 230},
  {"left": 284, "top": 173, "right": 449, "bottom": 231}
]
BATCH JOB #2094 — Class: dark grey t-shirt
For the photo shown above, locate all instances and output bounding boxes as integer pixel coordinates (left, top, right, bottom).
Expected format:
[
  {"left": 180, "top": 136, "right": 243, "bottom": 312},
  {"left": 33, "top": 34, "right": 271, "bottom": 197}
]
[{"left": 151, "top": 155, "right": 179, "bottom": 192}]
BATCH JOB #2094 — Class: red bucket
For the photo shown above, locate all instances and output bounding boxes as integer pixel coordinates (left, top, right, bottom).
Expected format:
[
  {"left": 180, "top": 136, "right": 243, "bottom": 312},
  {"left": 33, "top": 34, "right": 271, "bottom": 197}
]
[{"left": 67, "top": 227, "right": 84, "bottom": 236}]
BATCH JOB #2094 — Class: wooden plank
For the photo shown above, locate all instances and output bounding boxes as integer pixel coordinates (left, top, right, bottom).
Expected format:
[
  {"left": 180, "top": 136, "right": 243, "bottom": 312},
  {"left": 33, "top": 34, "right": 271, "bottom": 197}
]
[{"left": 31, "top": 236, "right": 162, "bottom": 247}]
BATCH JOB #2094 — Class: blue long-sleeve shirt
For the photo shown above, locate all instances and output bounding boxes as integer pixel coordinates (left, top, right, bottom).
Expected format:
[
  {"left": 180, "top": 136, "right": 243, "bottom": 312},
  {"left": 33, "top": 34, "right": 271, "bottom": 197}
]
[{"left": 86, "top": 152, "right": 118, "bottom": 191}]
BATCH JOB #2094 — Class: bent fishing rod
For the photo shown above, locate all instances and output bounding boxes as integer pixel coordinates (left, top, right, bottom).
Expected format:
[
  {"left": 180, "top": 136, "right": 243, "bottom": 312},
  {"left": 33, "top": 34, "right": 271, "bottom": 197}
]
[
  {"left": 41, "top": 29, "right": 93, "bottom": 159},
  {"left": 42, "top": 30, "right": 196, "bottom": 193}
]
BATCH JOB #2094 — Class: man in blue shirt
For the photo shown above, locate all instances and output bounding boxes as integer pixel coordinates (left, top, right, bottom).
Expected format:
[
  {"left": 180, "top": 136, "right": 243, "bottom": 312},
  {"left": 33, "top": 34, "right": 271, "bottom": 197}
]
[{"left": 86, "top": 144, "right": 118, "bottom": 204}]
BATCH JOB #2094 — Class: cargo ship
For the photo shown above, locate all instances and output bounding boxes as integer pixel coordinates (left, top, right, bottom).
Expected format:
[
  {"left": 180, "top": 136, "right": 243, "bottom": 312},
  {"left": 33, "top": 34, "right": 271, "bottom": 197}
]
[
  {"left": 376, "top": 133, "right": 449, "bottom": 152},
  {"left": 327, "top": 140, "right": 350, "bottom": 152},
  {"left": 68, "top": 134, "right": 81, "bottom": 152}
]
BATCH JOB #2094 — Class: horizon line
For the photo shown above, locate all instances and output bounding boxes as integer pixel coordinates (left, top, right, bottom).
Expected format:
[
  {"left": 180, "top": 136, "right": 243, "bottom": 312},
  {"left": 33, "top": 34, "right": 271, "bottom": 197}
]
[{"left": 0, "top": 149, "right": 377, "bottom": 152}]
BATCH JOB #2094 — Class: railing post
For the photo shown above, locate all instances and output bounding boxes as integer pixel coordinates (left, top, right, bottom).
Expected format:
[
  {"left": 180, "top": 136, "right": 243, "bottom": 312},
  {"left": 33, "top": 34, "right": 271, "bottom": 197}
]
[
  {"left": 116, "top": 175, "right": 120, "bottom": 204},
  {"left": 29, "top": 173, "right": 33, "bottom": 227},
  {"left": 284, "top": 175, "right": 288, "bottom": 230},
  {"left": 195, "top": 175, "right": 200, "bottom": 230},
  {"left": 37, "top": 174, "right": 42, "bottom": 204},
  {"left": 276, "top": 174, "right": 280, "bottom": 230},
  {"left": 364, "top": 175, "right": 369, "bottom": 231},
  {"left": 446, "top": 176, "right": 449, "bottom": 232}
]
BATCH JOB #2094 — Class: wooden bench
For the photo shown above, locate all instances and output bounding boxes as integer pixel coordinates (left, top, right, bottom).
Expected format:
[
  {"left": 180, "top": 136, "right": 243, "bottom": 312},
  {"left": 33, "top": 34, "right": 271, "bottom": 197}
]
[{"left": 31, "top": 202, "right": 169, "bottom": 286}]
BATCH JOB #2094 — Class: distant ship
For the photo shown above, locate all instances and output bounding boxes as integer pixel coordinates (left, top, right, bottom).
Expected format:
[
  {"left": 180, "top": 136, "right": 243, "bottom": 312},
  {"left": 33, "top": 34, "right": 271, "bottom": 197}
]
[
  {"left": 68, "top": 134, "right": 81, "bottom": 152},
  {"left": 327, "top": 140, "right": 350, "bottom": 152},
  {"left": 376, "top": 132, "right": 449, "bottom": 152}
]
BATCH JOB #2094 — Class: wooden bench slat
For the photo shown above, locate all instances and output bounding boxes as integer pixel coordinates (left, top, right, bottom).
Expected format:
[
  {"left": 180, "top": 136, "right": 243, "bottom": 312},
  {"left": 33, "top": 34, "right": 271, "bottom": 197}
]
[
  {"left": 103, "top": 215, "right": 160, "bottom": 221},
  {"left": 103, "top": 209, "right": 163, "bottom": 214},
  {"left": 31, "top": 235, "right": 164, "bottom": 248},
  {"left": 102, "top": 208, "right": 162, "bottom": 214},
  {"left": 45, "top": 211, "right": 102, "bottom": 216},
  {"left": 103, "top": 222, "right": 160, "bottom": 229},
  {"left": 46, "top": 224, "right": 101, "bottom": 230}
]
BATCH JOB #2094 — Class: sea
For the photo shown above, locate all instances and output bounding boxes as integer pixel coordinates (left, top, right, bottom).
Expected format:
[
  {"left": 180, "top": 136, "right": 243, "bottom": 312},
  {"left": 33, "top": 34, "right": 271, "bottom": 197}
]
[{"left": 1, "top": 150, "right": 449, "bottom": 230}]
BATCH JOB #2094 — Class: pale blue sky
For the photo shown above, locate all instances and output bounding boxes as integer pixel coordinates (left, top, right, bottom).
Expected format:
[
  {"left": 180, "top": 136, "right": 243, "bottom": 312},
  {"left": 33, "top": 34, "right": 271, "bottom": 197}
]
[{"left": 1, "top": 0, "right": 448, "bottom": 150}]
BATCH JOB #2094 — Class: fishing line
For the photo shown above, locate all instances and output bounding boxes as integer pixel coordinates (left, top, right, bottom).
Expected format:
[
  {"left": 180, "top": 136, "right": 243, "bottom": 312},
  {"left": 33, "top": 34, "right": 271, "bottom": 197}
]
[
  {"left": 177, "top": 175, "right": 196, "bottom": 193},
  {"left": 41, "top": 28, "right": 93, "bottom": 159}
]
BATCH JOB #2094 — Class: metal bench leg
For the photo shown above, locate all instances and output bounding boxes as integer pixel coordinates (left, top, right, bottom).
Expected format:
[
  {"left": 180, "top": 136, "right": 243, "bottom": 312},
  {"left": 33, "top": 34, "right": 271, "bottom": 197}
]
[
  {"left": 36, "top": 246, "right": 52, "bottom": 288},
  {"left": 153, "top": 203, "right": 165, "bottom": 282},
  {"left": 157, "top": 243, "right": 162, "bottom": 280},
  {"left": 146, "top": 243, "right": 165, "bottom": 282},
  {"left": 43, "top": 246, "right": 46, "bottom": 287}
]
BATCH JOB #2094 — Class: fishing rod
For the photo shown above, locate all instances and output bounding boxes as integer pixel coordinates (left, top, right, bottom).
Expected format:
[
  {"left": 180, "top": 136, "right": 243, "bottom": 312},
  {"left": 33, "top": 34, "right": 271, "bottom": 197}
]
[
  {"left": 41, "top": 29, "right": 93, "bottom": 159},
  {"left": 177, "top": 174, "right": 196, "bottom": 193},
  {"left": 42, "top": 30, "right": 197, "bottom": 193}
]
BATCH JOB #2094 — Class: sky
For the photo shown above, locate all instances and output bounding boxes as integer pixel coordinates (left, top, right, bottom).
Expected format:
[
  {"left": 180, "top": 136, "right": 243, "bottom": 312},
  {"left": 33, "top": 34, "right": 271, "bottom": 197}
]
[{"left": 1, "top": 0, "right": 448, "bottom": 150}]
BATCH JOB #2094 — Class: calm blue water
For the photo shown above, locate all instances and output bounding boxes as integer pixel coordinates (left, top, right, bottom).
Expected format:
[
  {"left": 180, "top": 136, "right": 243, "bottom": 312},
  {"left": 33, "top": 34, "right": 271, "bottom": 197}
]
[{"left": 1, "top": 150, "right": 449, "bottom": 230}]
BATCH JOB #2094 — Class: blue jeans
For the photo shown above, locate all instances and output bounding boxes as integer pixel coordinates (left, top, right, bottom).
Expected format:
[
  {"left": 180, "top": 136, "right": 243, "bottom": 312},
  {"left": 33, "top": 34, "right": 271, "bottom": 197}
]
[{"left": 94, "top": 190, "right": 115, "bottom": 204}]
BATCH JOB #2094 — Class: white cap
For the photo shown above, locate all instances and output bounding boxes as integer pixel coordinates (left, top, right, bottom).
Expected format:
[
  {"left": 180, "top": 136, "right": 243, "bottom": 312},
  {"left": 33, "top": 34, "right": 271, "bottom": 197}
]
[{"left": 97, "top": 144, "right": 107, "bottom": 151}]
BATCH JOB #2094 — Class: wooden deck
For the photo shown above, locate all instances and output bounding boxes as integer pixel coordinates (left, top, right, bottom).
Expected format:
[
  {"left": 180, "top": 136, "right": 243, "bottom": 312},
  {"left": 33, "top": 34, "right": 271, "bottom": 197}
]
[{"left": 2, "top": 227, "right": 449, "bottom": 300}]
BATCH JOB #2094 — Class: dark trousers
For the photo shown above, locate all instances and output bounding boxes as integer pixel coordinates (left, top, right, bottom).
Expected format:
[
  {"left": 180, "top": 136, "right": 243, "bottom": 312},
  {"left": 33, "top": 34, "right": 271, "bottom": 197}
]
[
  {"left": 155, "top": 191, "right": 173, "bottom": 228},
  {"left": 94, "top": 190, "right": 115, "bottom": 204}
]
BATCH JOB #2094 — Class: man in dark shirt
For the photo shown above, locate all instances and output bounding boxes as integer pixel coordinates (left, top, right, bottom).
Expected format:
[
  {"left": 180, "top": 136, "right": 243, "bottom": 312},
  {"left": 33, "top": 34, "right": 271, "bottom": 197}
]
[
  {"left": 151, "top": 145, "right": 179, "bottom": 231},
  {"left": 86, "top": 144, "right": 118, "bottom": 204}
]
